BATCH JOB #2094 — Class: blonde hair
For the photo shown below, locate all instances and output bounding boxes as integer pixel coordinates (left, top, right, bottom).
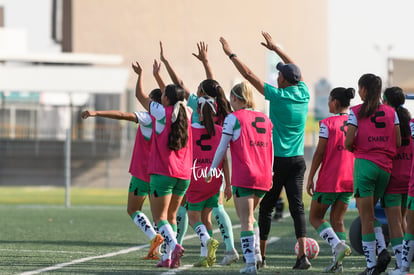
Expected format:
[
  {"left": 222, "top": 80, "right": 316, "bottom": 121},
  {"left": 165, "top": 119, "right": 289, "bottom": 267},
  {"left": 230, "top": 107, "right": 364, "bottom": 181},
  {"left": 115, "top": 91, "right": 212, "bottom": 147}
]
[{"left": 231, "top": 81, "right": 255, "bottom": 109}]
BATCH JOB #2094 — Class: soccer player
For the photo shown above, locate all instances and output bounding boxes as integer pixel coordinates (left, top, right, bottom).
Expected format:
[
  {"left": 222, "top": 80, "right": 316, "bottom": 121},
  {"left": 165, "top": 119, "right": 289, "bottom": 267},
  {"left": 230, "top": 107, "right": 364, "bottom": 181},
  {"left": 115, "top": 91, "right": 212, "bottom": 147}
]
[
  {"left": 306, "top": 87, "right": 355, "bottom": 272},
  {"left": 207, "top": 81, "right": 273, "bottom": 274},
  {"left": 345, "top": 73, "right": 401, "bottom": 275}
]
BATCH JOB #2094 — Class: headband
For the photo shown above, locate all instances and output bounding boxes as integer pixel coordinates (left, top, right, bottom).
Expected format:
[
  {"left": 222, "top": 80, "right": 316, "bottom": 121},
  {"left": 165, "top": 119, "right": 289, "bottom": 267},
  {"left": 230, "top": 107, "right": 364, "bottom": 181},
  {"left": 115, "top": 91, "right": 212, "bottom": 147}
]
[{"left": 231, "top": 88, "right": 244, "bottom": 100}]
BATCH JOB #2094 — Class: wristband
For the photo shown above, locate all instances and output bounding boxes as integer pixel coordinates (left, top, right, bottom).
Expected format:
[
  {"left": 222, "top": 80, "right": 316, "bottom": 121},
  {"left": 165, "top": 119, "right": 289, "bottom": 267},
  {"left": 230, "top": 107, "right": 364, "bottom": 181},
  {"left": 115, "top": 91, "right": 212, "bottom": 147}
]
[{"left": 229, "top": 53, "right": 237, "bottom": 59}]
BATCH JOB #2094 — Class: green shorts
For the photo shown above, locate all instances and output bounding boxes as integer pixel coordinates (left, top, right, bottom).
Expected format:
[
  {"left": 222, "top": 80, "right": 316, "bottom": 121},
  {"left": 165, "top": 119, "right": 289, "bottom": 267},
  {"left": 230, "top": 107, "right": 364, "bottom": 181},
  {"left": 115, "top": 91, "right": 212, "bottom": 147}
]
[
  {"left": 407, "top": 195, "right": 414, "bottom": 211},
  {"left": 381, "top": 193, "right": 408, "bottom": 208},
  {"left": 233, "top": 186, "right": 266, "bottom": 198},
  {"left": 312, "top": 192, "right": 353, "bottom": 205},
  {"left": 129, "top": 176, "right": 150, "bottom": 197},
  {"left": 353, "top": 158, "right": 390, "bottom": 198},
  {"left": 150, "top": 174, "right": 190, "bottom": 197},
  {"left": 187, "top": 192, "right": 220, "bottom": 211}
]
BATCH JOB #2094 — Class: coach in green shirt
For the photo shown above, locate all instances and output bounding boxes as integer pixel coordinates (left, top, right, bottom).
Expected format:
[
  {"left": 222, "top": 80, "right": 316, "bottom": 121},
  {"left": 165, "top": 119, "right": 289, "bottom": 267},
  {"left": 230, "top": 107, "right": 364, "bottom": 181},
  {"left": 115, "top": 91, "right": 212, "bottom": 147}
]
[{"left": 219, "top": 31, "right": 310, "bottom": 270}]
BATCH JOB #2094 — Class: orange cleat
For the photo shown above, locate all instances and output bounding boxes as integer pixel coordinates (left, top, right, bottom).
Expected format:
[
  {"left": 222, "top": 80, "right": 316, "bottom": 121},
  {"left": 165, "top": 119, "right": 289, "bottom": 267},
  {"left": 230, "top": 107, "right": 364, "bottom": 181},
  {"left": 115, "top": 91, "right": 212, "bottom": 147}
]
[{"left": 144, "top": 234, "right": 164, "bottom": 260}]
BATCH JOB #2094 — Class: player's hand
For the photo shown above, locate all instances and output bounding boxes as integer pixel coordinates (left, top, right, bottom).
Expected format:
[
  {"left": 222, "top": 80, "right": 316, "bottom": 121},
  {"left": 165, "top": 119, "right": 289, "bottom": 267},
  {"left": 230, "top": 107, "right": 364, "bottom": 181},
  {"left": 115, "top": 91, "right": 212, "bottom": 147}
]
[
  {"left": 219, "top": 37, "right": 233, "bottom": 57},
  {"left": 192, "top": 41, "right": 208, "bottom": 62},
  {"left": 159, "top": 41, "right": 167, "bottom": 63},
  {"left": 132, "top": 61, "right": 143, "bottom": 75},
  {"left": 306, "top": 179, "right": 314, "bottom": 197},
  {"left": 153, "top": 59, "right": 161, "bottom": 76},
  {"left": 224, "top": 184, "right": 232, "bottom": 201},
  {"left": 260, "top": 31, "right": 278, "bottom": 51},
  {"left": 81, "top": 110, "right": 95, "bottom": 119},
  {"left": 205, "top": 170, "right": 213, "bottom": 183}
]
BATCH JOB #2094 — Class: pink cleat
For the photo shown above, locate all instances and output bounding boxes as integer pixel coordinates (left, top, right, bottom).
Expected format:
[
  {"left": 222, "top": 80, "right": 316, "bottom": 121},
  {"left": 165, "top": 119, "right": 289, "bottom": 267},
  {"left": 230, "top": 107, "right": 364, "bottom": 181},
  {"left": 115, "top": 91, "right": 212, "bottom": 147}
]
[
  {"left": 156, "top": 259, "right": 171, "bottom": 268},
  {"left": 170, "top": 244, "right": 185, "bottom": 268}
]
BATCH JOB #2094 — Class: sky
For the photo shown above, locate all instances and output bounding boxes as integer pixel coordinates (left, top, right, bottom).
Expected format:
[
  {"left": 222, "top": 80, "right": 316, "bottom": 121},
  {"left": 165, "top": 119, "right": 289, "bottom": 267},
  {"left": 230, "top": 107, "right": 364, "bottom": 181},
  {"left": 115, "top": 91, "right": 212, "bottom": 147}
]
[{"left": 329, "top": 0, "right": 414, "bottom": 90}]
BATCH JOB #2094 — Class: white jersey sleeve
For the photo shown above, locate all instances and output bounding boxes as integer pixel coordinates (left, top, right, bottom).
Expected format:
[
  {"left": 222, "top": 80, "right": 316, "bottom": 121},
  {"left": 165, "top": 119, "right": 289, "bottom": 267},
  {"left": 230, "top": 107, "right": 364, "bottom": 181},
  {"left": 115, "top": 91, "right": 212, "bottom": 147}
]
[
  {"left": 134, "top": 111, "right": 153, "bottom": 139},
  {"left": 394, "top": 111, "right": 400, "bottom": 125},
  {"left": 149, "top": 101, "right": 166, "bottom": 134},
  {"left": 319, "top": 122, "right": 329, "bottom": 139},
  {"left": 347, "top": 109, "right": 357, "bottom": 127}
]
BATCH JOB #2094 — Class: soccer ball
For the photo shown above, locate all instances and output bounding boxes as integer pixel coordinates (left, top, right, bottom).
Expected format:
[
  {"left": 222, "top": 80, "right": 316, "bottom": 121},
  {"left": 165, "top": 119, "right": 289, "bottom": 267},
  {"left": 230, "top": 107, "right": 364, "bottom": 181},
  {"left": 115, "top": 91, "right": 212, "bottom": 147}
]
[{"left": 294, "top": 238, "right": 319, "bottom": 259}]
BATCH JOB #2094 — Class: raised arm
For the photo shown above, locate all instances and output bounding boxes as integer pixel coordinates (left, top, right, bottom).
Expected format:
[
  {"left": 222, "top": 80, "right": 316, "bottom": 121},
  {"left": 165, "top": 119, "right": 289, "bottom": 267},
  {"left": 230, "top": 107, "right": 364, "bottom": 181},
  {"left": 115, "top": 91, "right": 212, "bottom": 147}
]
[
  {"left": 152, "top": 59, "right": 166, "bottom": 92},
  {"left": 192, "top": 41, "right": 214, "bottom": 80},
  {"left": 81, "top": 110, "right": 137, "bottom": 122},
  {"left": 159, "top": 41, "right": 191, "bottom": 99},
  {"left": 219, "top": 37, "right": 265, "bottom": 95},
  {"left": 131, "top": 61, "right": 150, "bottom": 111},
  {"left": 260, "top": 31, "right": 303, "bottom": 81}
]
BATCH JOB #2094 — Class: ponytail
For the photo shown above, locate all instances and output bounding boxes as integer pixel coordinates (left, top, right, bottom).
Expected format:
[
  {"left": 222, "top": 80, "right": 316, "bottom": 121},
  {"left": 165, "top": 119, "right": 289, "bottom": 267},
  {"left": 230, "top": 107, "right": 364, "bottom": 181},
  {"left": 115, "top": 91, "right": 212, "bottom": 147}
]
[
  {"left": 199, "top": 79, "right": 232, "bottom": 124},
  {"left": 384, "top": 86, "right": 411, "bottom": 139},
  {"left": 358, "top": 74, "right": 382, "bottom": 119},
  {"left": 198, "top": 96, "right": 216, "bottom": 137},
  {"left": 164, "top": 84, "right": 189, "bottom": 151}
]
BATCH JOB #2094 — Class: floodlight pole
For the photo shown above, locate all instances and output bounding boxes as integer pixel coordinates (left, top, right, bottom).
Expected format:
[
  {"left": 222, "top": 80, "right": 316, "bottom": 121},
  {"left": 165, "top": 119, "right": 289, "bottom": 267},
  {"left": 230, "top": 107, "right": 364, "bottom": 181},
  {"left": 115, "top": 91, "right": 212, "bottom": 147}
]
[
  {"left": 65, "top": 127, "right": 71, "bottom": 208},
  {"left": 64, "top": 93, "right": 72, "bottom": 208}
]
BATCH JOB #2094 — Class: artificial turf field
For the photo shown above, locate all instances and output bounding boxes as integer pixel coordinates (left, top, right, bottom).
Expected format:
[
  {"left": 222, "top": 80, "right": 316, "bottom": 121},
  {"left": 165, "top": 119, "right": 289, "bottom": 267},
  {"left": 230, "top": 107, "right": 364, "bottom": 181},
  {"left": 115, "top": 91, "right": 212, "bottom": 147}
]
[{"left": 0, "top": 187, "right": 389, "bottom": 274}]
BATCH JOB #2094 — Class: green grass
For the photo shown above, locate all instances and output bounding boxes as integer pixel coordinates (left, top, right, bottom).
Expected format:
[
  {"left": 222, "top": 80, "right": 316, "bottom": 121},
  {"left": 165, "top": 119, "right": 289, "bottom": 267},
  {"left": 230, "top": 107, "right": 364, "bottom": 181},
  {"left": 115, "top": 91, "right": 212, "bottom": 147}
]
[{"left": 0, "top": 187, "right": 375, "bottom": 274}]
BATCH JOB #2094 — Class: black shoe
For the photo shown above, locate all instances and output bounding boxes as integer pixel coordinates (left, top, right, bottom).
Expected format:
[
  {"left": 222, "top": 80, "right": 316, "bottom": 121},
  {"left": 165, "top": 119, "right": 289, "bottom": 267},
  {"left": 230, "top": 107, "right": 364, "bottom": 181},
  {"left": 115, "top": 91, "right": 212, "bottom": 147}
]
[
  {"left": 292, "top": 255, "right": 311, "bottom": 270},
  {"left": 376, "top": 249, "right": 391, "bottom": 273},
  {"left": 272, "top": 213, "right": 283, "bottom": 221},
  {"left": 358, "top": 266, "right": 379, "bottom": 275}
]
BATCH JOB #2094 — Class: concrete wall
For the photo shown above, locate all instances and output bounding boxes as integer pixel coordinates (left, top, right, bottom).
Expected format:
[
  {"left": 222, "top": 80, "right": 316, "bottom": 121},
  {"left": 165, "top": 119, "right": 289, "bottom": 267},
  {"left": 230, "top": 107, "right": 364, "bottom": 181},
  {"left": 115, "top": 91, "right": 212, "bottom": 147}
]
[{"left": 68, "top": 0, "right": 329, "bottom": 113}]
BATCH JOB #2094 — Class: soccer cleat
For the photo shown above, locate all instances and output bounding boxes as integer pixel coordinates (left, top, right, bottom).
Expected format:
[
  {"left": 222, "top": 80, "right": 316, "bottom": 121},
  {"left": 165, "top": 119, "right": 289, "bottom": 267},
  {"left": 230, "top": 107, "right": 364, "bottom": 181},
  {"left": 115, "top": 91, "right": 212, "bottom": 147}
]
[
  {"left": 206, "top": 238, "right": 219, "bottom": 266},
  {"left": 292, "top": 254, "right": 311, "bottom": 270},
  {"left": 156, "top": 259, "right": 171, "bottom": 268},
  {"left": 170, "top": 243, "right": 185, "bottom": 268},
  {"left": 376, "top": 249, "right": 391, "bottom": 273},
  {"left": 358, "top": 266, "right": 379, "bottom": 275},
  {"left": 323, "top": 261, "right": 344, "bottom": 273},
  {"left": 255, "top": 253, "right": 262, "bottom": 270},
  {"left": 259, "top": 255, "right": 267, "bottom": 268},
  {"left": 142, "top": 253, "right": 159, "bottom": 260},
  {"left": 334, "top": 242, "right": 351, "bottom": 264},
  {"left": 193, "top": 256, "right": 209, "bottom": 267},
  {"left": 220, "top": 249, "right": 240, "bottom": 265},
  {"left": 144, "top": 233, "right": 164, "bottom": 260},
  {"left": 240, "top": 263, "right": 258, "bottom": 274}
]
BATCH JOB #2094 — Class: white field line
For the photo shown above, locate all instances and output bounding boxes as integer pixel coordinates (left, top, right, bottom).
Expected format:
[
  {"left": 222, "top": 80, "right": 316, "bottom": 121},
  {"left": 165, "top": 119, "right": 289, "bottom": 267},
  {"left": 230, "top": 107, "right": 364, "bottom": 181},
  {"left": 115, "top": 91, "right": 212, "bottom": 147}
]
[
  {"left": 18, "top": 221, "right": 284, "bottom": 275},
  {"left": 18, "top": 224, "right": 240, "bottom": 275},
  {"left": 0, "top": 249, "right": 96, "bottom": 254}
]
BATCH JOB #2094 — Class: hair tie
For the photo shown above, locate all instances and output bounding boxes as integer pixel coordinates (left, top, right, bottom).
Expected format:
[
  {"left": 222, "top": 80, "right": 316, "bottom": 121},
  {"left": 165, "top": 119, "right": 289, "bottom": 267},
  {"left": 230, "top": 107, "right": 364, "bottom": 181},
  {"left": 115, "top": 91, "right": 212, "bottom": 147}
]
[
  {"left": 172, "top": 100, "right": 191, "bottom": 123},
  {"left": 198, "top": 97, "right": 216, "bottom": 118},
  {"left": 231, "top": 88, "right": 244, "bottom": 100}
]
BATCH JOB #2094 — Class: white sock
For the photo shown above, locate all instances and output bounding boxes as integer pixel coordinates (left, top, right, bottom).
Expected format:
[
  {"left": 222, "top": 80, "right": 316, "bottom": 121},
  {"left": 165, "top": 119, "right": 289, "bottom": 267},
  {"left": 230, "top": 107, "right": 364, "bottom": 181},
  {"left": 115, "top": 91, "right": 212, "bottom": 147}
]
[
  {"left": 159, "top": 222, "right": 178, "bottom": 251},
  {"left": 319, "top": 227, "right": 341, "bottom": 251},
  {"left": 162, "top": 243, "right": 172, "bottom": 261},
  {"left": 253, "top": 223, "right": 260, "bottom": 256},
  {"left": 194, "top": 223, "right": 210, "bottom": 257},
  {"left": 392, "top": 243, "right": 403, "bottom": 269},
  {"left": 401, "top": 239, "right": 414, "bottom": 270},
  {"left": 132, "top": 211, "right": 157, "bottom": 240},
  {"left": 374, "top": 226, "right": 387, "bottom": 254},
  {"left": 362, "top": 240, "right": 377, "bottom": 269},
  {"left": 241, "top": 234, "right": 255, "bottom": 264}
]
